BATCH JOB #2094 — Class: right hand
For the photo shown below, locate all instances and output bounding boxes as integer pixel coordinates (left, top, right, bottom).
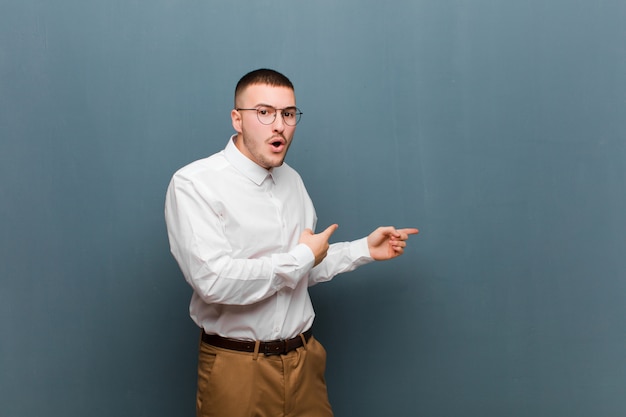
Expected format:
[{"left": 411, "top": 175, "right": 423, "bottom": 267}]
[{"left": 298, "top": 224, "right": 338, "bottom": 266}]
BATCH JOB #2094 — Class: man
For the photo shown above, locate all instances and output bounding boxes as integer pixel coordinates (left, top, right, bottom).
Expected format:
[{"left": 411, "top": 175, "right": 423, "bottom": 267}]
[{"left": 165, "top": 68, "right": 418, "bottom": 417}]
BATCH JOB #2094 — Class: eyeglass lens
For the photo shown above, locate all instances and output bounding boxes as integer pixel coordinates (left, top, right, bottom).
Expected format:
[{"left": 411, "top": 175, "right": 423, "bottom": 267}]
[{"left": 256, "top": 107, "right": 301, "bottom": 126}]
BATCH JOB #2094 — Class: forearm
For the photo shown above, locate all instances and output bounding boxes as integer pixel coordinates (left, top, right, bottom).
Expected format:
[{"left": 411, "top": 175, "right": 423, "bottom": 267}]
[
  {"left": 169, "top": 234, "right": 315, "bottom": 305},
  {"left": 307, "top": 237, "right": 373, "bottom": 285}
]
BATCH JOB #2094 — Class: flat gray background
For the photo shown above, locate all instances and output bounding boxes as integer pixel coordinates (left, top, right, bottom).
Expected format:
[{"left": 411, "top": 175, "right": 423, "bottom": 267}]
[{"left": 1, "top": 1, "right": 625, "bottom": 416}]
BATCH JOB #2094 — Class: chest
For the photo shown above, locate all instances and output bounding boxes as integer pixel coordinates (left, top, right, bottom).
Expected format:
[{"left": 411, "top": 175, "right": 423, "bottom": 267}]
[{"left": 211, "top": 176, "right": 314, "bottom": 255}]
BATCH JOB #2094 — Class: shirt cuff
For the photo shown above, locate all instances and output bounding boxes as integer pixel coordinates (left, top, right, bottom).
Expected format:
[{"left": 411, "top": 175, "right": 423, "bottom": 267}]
[
  {"left": 351, "top": 237, "right": 373, "bottom": 261},
  {"left": 271, "top": 244, "right": 315, "bottom": 290},
  {"left": 290, "top": 243, "right": 316, "bottom": 268}
]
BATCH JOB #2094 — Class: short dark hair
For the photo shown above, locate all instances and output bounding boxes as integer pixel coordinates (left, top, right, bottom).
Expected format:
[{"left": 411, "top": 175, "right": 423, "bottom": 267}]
[{"left": 234, "top": 69, "right": 294, "bottom": 107}]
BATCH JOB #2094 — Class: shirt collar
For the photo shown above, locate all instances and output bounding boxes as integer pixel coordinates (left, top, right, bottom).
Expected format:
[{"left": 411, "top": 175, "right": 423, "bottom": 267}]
[{"left": 224, "top": 135, "right": 274, "bottom": 185}]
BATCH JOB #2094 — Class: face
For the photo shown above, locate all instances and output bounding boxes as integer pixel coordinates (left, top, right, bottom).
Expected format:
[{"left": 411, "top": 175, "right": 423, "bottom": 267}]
[{"left": 231, "top": 84, "right": 297, "bottom": 170}]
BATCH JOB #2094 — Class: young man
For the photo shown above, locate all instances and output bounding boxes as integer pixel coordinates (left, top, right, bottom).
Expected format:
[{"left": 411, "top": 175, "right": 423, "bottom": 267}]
[{"left": 164, "top": 68, "right": 418, "bottom": 417}]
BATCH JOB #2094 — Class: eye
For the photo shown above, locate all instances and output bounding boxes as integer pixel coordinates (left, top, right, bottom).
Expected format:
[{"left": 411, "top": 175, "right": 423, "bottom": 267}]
[
  {"left": 283, "top": 108, "right": 298, "bottom": 118},
  {"left": 257, "top": 107, "right": 270, "bottom": 116}
]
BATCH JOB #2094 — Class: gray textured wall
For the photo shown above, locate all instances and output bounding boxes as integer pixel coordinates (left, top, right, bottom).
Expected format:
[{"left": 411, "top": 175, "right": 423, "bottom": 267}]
[{"left": 2, "top": 1, "right": 625, "bottom": 416}]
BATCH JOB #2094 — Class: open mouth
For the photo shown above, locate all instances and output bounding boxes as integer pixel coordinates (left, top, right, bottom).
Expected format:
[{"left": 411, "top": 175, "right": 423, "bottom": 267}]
[{"left": 270, "top": 137, "right": 285, "bottom": 150}]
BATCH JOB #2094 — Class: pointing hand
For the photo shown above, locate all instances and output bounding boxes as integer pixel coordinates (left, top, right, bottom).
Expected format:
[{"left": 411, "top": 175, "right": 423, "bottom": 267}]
[
  {"left": 367, "top": 226, "right": 419, "bottom": 260},
  {"left": 299, "top": 224, "right": 339, "bottom": 266}
]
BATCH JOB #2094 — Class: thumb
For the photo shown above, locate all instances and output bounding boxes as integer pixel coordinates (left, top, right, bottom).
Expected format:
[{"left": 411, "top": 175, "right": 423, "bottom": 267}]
[{"left": 321, "top": 224, "right": 339, "bottom": 238}]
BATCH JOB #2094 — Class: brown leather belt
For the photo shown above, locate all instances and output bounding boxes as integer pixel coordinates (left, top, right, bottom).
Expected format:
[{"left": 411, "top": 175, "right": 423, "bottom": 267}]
[{"left": 202, "top": 328, "right": 312, "bottom": 356}]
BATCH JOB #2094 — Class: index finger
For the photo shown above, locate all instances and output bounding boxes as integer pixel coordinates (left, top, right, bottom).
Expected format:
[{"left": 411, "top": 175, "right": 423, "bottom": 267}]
[{"left": 398, "top": 228, "right": 419, "bottom": 236}]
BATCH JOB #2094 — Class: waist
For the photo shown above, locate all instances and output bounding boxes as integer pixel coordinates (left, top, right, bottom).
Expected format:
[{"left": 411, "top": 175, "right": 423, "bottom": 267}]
[{"left": 201, "top": 328, "right": 313, "bottom": 356}]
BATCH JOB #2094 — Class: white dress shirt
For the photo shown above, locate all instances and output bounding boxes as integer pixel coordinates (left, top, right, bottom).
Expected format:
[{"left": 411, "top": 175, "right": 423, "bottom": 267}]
[{"left": 165, "top": 136, "right": 373, "bottom": 341}]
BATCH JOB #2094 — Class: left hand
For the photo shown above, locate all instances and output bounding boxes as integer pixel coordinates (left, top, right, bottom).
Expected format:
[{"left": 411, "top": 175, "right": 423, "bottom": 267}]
[{"left": 367, "top": 226, "right": 419, "bottom": 260}]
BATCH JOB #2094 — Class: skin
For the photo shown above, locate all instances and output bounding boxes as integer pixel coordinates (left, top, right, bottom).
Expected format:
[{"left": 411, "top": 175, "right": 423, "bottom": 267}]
[
  {"left": 231, "top": 84, "right": 296, "bottom": 170},
  {"left": 231, "top": 83, "right": 419, "bottom": 266}
]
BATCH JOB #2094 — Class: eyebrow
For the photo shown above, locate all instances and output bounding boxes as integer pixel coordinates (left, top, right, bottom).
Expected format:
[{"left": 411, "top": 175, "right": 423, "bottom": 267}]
[{"left": 253, "top": 103, "right": 297, "bottom": 109}]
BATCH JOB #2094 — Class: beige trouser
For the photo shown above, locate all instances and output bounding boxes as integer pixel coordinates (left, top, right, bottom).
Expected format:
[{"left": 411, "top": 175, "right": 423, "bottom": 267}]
[{"left": 196, "top": 334, "right": 334, "bottom": 417}]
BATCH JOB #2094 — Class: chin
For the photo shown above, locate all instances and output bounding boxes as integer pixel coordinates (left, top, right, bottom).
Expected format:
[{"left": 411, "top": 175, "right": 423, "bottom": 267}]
[{"left": 268, "top": 156, "right": 286, "bottom": 168}]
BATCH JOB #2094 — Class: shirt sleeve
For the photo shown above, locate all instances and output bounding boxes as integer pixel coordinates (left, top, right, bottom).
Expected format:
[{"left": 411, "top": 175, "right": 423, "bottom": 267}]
[
  {"left": 164, "top": 175, "right": 316, "bottom": 306},
  {"left": 307, "top": 237, "right": 373, "bottom": 286}
]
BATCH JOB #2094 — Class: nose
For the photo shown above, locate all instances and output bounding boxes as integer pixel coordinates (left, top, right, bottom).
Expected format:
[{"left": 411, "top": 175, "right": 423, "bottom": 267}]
[{"left": 272, "top": 112, "right": 285, "bottom": 132}]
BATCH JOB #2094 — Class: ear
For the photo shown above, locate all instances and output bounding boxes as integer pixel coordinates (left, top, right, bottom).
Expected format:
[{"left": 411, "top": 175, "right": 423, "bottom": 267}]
[{"left": 231, "top": 109, "right": 242, "bottom": 133}]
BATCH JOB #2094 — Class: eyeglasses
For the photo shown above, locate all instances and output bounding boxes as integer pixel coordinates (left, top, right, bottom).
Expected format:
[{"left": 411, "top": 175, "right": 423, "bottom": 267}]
[{"left": 236, "top": 106, "right": 303, "bottom": 126}]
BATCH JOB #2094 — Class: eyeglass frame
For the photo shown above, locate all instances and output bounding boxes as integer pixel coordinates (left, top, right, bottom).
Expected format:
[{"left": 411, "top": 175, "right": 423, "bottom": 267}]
[{"left": 235, "top": 106, "right": 303, "bottom": 126}]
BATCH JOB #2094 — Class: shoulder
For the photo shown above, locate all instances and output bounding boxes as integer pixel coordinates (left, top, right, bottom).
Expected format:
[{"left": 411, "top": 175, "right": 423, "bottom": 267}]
[
  {"left": 166, "top": 152, "right": 236, "bottom": 199},
  {"left": 171, "top": 152, "right": 229, "bottom": 182}
]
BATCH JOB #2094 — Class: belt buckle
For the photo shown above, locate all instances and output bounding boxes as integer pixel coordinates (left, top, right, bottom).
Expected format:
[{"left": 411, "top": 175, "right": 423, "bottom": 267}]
[{"left": 263, "top": 339, "right": 287, "bottom": 356}]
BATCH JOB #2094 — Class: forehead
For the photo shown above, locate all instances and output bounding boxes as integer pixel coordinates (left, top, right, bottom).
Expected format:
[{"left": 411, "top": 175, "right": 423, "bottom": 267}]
[{"left": 238, "top": 84, "right": 296, "bottom": 107}]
